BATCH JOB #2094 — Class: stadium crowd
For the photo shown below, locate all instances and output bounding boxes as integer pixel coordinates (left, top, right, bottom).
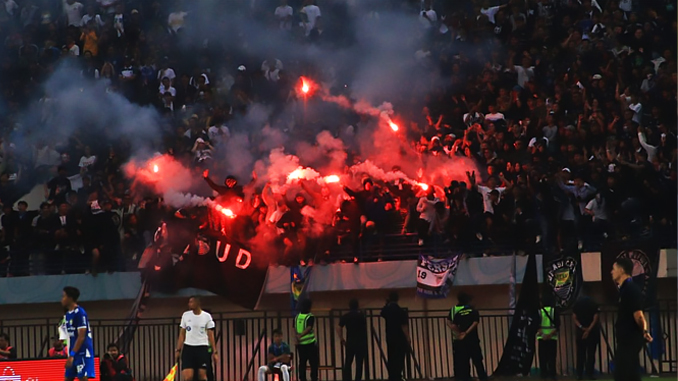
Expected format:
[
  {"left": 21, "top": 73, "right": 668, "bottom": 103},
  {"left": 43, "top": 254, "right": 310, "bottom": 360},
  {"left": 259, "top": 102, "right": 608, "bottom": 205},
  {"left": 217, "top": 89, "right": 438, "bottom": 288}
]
[{"left": 0, "top": 0, "right": 675, "bottom": 275}]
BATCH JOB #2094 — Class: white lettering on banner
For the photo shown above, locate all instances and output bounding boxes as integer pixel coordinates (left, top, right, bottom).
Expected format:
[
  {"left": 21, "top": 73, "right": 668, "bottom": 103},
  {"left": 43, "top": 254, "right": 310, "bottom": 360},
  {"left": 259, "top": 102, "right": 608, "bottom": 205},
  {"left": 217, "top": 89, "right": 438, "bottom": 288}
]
[
  {"left": 215, "top": 241, "right": 232, "bottom": 263},
  {"left": 417, "top": 267, "right": 447, "bottom": 288},
  {"left": 235, "top": 249, "right": 252, "bottom": 269}
]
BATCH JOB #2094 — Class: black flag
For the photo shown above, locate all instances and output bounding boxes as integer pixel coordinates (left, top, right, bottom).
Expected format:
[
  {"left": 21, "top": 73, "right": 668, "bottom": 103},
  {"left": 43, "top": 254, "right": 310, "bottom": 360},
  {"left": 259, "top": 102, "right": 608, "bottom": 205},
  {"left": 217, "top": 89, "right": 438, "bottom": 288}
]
[
  {"left": 144, "top": 218, "right": 268, "bottom": 310},
  {"left": 601, "top": 241, "right": 660, "bottom": 307},
  {"left": 494, "top": 253, "right": 541, "bottom": 377}
]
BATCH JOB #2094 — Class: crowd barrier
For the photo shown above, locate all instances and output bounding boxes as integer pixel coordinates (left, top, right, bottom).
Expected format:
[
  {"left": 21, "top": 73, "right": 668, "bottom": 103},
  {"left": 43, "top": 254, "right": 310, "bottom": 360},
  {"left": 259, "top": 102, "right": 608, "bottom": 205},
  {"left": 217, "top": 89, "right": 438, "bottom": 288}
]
[{"left": 0, "top": 300, "right": 675, "bottom": 381}]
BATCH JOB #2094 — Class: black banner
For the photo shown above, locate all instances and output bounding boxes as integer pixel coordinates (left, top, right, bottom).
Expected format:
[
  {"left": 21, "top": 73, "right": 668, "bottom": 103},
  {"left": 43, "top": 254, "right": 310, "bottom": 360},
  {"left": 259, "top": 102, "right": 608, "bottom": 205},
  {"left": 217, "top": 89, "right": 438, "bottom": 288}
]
[
  {"left": 601, "top": 242, "right": 660, "bottom": 307},
  {"left": 494, "top": 253, "right": 541, "bottom": 377},
  {"left": 143, "top": 218, "right": 268, "bottom": 310},
  {"left": 544, "top": 253, "right": 582, "bottom": 310}
]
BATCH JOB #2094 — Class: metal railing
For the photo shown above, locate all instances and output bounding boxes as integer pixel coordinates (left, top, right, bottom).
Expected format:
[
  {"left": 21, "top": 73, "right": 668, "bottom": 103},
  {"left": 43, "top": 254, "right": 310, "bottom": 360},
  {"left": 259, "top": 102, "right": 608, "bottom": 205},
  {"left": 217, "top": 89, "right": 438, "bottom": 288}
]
[{"left": 0, "top": 301, "right": 675, "bottom": 381}]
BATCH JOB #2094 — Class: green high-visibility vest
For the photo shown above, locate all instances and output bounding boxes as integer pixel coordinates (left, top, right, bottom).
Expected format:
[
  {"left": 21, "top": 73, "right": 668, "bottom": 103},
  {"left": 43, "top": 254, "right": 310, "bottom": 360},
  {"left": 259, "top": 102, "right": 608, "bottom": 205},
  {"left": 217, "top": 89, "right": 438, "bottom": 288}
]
[
  {"left": 450, "top": 305, "right": 472, "bottom": 340},
  {"left": 295, "top": 313, "right": 316, "bottom": 345},
  {"left": 537, "top": 306, "right": 557, "bottom": 340}
]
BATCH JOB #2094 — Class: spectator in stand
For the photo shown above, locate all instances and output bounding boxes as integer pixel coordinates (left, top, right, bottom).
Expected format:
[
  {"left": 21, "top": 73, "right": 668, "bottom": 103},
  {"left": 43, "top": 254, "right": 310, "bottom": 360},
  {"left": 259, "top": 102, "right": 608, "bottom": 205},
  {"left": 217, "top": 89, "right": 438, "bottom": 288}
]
[
  {"left": 0, "top": 333, "right": 17, "bottom": 360},
  {"left": 258, "top": 329, "right": 292, "bottom": 381},
  {"left": 48, "top": 336, "right": 68, "bottom": 358},
  {"left": 100, "top": 343, "right": 133, "bottom": 381}
]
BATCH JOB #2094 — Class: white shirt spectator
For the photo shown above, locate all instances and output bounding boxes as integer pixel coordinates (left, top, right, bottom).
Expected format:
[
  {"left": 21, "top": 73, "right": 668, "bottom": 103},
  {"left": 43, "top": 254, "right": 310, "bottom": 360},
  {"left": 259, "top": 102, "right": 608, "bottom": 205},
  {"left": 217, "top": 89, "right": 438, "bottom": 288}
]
[
  {"left": 4, "top": 0, "right": 18, "bottom": 16},
  {"left": 628, "top": 102, "right": 642, "bottom": 124},
  {"left": 514, "top": 65, "right": 535, "bottom": 88},
  {"left": 585, "top": 197, "right": 608, "bottom": 222},
  {"left": 416, "top": 197, "right": 440, "bottom": 222},
  {"left": 180, "top": 310, "right": 215, "bottom": 347},
  {"left": 637, "top": 131, "right": 657, "bottom": 162},
  {"left": 274, "top": 5, "right": 293, "bottom": 30},
  {"left": 158, "top": 68, "right": 176, "bottom": 83},
  {"left": 69, "top": 44, "right": 80, "bottom": 56},
  {"left": 419, "top": 9, "right": 437, "bottom": 28},
  {"left": 97, "top": 0, "right": 117, "bottom": 14},
  {"left": 480, "top": 6, "right": 502, "bottom": 24},
  {"left": 159, "top": 83, "right": 177, "bottom": 97},
  {"left": 168, "top": 11, "right": 187, "bottom": 33},
  {"left": 618, "top": 0, "right": 632, "bottom": 12},
  {"left": 64, "top": 1, "right": 84, "bottom": 27},
  {"left": 208, "top": 124, "right": 231, "bottom": 145},
  {"left": 477, "top": 185, "right": 506, "bottom": 214},
  {"left": 81, "top": 13, "right": 104, "bottom": 28},
  {"left": 485, "top": 112, "right": 505, "bottom": 122},
  {"left": 262, "top": 59, "right": 284, "bottom": 82},
  {"left": 300, "top": 4, "right": 321, "bottom": 36}
]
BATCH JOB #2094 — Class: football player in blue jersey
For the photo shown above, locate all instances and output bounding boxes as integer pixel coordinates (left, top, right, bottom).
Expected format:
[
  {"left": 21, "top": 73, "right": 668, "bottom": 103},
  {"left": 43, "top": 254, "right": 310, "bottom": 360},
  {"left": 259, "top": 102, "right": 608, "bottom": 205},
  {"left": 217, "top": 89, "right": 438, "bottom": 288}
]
[{"left": 61, "top": 286, "right": 96, "bottom": 381}]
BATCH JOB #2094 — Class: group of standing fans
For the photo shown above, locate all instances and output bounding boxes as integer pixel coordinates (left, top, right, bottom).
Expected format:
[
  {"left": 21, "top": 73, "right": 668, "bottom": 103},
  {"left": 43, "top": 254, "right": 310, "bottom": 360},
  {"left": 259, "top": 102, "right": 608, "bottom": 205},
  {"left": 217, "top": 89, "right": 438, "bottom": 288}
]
[{"left": 0, "top": 0, "right": 674, "bottom": 272}]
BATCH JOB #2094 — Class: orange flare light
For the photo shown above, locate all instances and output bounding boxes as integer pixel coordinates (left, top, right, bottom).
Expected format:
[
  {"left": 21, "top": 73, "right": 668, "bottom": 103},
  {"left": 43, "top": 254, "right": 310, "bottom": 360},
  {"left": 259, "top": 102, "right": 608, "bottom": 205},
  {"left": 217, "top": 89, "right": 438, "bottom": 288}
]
[
  {"left": 324, "top": 175, "right": 340, "bottom": 183},
  {"left": 288, "top": 168, "right": 304, "bottom": 180},
  {"left": 389, "top": 121, "right": 399, "bottom": 132},
  {"left": 299, "top": 77, "right": 312, "bottom": 95},
  {"left": 214, "top": 204, "right": 236, "bottom": 218}
]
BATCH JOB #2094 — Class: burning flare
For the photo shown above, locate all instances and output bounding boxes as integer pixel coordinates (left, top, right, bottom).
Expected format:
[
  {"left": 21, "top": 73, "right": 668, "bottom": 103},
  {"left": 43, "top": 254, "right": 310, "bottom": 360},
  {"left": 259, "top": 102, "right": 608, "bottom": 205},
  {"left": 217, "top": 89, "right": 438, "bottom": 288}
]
[
  {"left": 288, "top": 168, "right": 304, "bottom": 181},
  {"left": 213, "top": 204, "right": 236, "bottom": 218},
  {"left": 389, "top": 121, "right": 399, "bottom": 132},
  {"left": 418, "top": 183, "right": 429, "bottom": 191},
  {"left": 323, "top": 175, "right": 340, "bottom": 183},
  {"left": 153, "top": 164, "right": 159, "bottom": 173}
]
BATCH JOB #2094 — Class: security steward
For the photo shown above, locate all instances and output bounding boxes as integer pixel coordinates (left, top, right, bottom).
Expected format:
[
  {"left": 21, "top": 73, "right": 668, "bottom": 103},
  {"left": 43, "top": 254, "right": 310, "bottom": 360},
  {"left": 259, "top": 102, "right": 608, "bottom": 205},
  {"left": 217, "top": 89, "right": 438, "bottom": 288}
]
[
  {"left": 537, "top": 295, "right": 560, "bottom": 380},
  {"left": 295, "top": 299, "right": 319, "bottom": 381},
  {"left": 447, "top": 292, "right": 488, "bottom": 381}
]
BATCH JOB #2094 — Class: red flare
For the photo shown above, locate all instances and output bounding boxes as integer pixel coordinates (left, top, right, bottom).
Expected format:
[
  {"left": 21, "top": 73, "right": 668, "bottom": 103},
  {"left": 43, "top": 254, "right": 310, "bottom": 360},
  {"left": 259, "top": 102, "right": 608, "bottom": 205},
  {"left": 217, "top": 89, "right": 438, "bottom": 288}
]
[
  {"left": 221, "top": 208, "right": 235, "bottom": 218},
  {"left": 153, "top": 164, "right": 159, "bottom": 173},
  {"left": 299, "top": 77, "right": 313, "bottom": 96},
  {"left": 389, "top": 121, "right": 399, "bottom": 132},
  {"left": 288, "top": 168, "right": 304, "bottom": 180},
  {"left": 324, "top": 175, "right": 340, "bottom": 183},
  {"left": 418, "top": 183, "right": 429, "bottom": 191}
]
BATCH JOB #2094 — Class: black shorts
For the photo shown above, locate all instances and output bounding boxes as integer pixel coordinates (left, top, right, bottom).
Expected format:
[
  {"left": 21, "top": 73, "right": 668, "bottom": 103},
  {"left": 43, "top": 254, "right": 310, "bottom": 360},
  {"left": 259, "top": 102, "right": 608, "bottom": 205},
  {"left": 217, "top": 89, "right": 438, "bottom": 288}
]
[{"left": 181, "top": 345, "right": 211, "bottom": 370}]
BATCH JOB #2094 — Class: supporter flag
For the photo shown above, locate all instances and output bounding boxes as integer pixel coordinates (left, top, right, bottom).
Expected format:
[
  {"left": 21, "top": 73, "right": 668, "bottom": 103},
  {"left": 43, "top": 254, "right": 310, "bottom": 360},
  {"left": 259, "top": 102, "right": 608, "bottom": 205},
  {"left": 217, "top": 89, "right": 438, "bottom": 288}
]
[
  {"left": 144, "top": 219, "right": 268, "bottom": 310},
  {"left": 416, "top": 254, "right": 460, "bottom": 298},
  {"left": 494, "top": 253, "right": 540, "bottom": 377},
  {"left": 163, "top": 364, "right": 178, "bottom": 381},
  {"left": 544, "top": 251, "right": 582, "bottom": 310},
  {"left": 601, "top": 242, "right": 660, "bottom": 307},
  {"left": 290, "top": 266, "right": 312, "bottom": 314}
]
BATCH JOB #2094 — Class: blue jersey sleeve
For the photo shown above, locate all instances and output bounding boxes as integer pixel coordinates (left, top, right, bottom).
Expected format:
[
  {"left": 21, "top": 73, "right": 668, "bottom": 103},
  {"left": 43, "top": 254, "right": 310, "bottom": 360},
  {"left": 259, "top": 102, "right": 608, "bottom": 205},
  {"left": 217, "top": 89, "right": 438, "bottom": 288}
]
[{"left": 74, "top": 309, "right": 88, "bottom": 329}]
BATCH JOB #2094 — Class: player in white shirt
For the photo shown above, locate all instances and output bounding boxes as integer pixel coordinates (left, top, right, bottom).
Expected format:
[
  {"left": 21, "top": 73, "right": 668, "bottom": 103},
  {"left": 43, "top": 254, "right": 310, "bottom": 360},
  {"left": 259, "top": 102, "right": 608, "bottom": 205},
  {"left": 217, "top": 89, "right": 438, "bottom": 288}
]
[{"left": 175, "top": 296, "right": 218, "bottom": 381}]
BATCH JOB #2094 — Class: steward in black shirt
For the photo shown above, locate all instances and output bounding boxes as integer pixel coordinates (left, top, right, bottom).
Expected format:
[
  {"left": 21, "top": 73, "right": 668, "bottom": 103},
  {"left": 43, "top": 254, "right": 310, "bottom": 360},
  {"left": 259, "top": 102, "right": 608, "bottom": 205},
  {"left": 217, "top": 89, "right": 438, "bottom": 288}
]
[
  {"left": 572, "top": 295, "right": 600, "bottom": 380},
  {"left": 337, "top": 299, "right": 367, "bottom": 381},
  {"left": 611, "top": 258, "right": 653, "bottom": 381}
]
